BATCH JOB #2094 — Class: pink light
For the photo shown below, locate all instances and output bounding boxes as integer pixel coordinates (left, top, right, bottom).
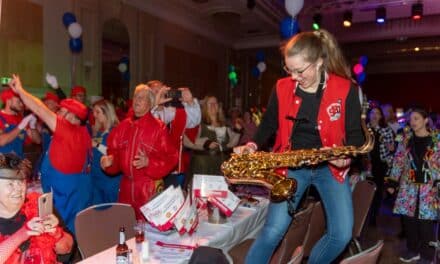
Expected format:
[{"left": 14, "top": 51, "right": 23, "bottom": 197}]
[{"left": 353, "top": 64, "right": 364, "bottom": 75}]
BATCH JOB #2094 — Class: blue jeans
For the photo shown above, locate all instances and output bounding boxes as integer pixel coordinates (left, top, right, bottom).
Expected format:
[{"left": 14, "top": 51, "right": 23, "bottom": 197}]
[{"left": 245, "top": 166, "right": 353, "bottom": 264}]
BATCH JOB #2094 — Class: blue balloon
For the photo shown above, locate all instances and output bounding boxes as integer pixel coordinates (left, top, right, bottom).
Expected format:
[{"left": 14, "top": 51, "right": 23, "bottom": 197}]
[
  {"left": 251, "top": 66, "right": 260, "bottom": 78},
  {"left": 359, "top": 55, "right": 368, "bottom": 66},
  {"left": 357, "top": 72, "right": 366, "bottom": 83},
  {"left": 123, "top": 71, "right": 130, "bottom": 81},
  {"left": 62, "top": 12, "right": 77, "bottom": 27},
  {"left": 280, "top": 17, "right": 299, "bottom": 39},
  {"left": 228, "top": 65, "right": 235, "bottom": 72},
  {"left": 120, "top": 56, "right": 129, "bottom": 64},
  {"left": 69, "top": 38, "right": 83, "bottom": 53},
  {"left": 256, "top": 50, "right": 265, "bottom": 62}
]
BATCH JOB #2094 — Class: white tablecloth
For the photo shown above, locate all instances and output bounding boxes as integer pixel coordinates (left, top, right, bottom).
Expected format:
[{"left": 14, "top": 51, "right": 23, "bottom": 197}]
[{"left": 79, "top": 198, "right": 269, "bottom": 264}]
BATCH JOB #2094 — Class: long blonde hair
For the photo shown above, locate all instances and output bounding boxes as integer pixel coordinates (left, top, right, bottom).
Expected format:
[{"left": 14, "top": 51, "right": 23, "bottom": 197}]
[
  {"left": 281, "top": 29, "right": 351, "bottom": 79},
  {"left": 92, "top": 99, "right": 119, "bottom": 135},
  {"left": 201, "top": 95, "right": 226, "bottom": 127}
]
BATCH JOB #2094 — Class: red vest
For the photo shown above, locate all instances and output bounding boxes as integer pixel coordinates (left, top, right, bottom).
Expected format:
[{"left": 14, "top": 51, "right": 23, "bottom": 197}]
[{"left": 274, "top": 74, "right": 351, "bottom": 182}]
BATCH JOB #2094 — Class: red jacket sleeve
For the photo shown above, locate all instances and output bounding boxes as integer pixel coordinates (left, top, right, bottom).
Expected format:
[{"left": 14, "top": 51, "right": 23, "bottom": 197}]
[{"left": 104, "top": 126, "right": 122, "bottom": 175}]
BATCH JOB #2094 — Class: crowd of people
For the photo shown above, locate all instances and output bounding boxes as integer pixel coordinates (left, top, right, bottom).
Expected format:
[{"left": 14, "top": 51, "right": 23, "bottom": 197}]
[{"left": 0, "top": 29, "right": 439, "bottom": 263}]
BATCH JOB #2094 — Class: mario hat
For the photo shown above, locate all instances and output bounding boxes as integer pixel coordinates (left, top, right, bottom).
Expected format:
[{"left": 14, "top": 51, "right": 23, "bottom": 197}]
[
  {"left": 43, "top": 92, "right": 60, "bottom": 104},
  {"left": 1, "top": 88, "right": 19, "bottom": 104},
  {"left": 59, "top": 99, "right": 88, "bottom": 121},
  {"left": 71, "top": 85, "right": 86, "bottom": 96}
]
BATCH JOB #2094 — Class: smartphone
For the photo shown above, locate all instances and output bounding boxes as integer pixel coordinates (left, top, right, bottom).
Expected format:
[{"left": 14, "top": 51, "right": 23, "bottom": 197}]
[{"left": 38, "top": 192, "right": 53, "bottom": 218}]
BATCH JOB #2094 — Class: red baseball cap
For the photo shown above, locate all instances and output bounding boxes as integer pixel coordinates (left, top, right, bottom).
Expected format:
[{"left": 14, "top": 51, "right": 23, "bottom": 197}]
[
  {"left": 43, "top": 92, "right": 60, "bottom": 104},
  {"left": 71, "top": 86, "right": 86, "bottom": 97},
  {"left": 59, "top": 99, "right": 88, "bottom": 121},
  {"left": 1, "top": 88, "right": 19, "bottom": 104}
]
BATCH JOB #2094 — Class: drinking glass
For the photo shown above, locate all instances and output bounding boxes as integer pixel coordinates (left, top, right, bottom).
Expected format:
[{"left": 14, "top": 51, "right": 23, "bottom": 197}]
[
  {"left": 21, "top": 248, "right": 44, "bottom": 264},
  {"left": 134, "top": 220, "right": 145, "bottom": 243}
]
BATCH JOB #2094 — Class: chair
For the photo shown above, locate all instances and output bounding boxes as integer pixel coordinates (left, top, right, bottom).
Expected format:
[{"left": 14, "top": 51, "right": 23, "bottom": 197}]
[
  {"left": 340, "top": 240, "right": 384, "bottom": 264},
  {"left": 287, "top": 246, "right": 304, "bottom": 264},
  {"left": 351, "top": 180, "right": 377, "bottom": 253},
  {"left": 74, "top": 203, "right": 137, "bottom": 259},
  {"left": 270, "top": 202, "right": 315, "bottom": 264},
  {"left": 302, "top": 202, "right": 325, "bottom": 258},
  {"left": 228, "top": 202, "right": 315, "bottom": 264}
]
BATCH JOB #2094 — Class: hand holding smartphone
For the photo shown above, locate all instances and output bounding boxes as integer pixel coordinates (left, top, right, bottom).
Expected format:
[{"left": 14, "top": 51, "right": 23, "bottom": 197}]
[{"left": 38, "top": 192, "right": 53, "bottom": 218}]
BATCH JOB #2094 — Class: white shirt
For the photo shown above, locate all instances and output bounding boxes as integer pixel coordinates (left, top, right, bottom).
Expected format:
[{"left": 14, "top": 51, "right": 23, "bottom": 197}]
[{"left": 151, "top": 98, "right": 201, "bottom": 128}]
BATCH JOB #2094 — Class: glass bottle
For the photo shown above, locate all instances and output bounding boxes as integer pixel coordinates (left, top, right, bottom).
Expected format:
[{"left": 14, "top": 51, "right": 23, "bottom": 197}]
[{"left": 116, "top": 227, "right": 129, "bottom": 264}]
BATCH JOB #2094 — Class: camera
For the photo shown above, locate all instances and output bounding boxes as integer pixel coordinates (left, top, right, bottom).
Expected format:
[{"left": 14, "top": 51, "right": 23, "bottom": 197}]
[{"left": 165, "top": 89, "right": 182, "bottom": 101}]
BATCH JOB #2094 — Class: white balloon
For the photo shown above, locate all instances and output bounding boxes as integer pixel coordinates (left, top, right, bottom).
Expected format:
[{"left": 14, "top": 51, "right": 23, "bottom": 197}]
[
  {"left": 68, "top": 22, "right": 83, "bottom": 38},
  {"left": 257, "top": 62, "right": 267, "bottom": 73},
  {"left": 285, "top": 0, "right": 304, "bottom": 18},
  {"left": 118, "top": 63, "right": 127, "bottom": 73}
]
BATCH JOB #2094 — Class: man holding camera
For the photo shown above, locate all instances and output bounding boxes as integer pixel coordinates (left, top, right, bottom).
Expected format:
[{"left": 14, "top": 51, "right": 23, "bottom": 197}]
[
  {"left": 147, "top": 80, "right": 201, "bottom": 130},
  {"left": 147, "top": 80, "right": 201, "bottom": 186}
]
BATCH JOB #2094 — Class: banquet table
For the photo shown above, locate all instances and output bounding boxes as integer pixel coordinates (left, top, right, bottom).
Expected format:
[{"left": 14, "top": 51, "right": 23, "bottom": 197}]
[{"left": 78, "top": 197, "right": 269, "bottom": 264}]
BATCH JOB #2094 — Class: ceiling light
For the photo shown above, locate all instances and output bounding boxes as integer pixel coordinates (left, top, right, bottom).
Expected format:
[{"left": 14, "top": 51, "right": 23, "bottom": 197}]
[
  {"left": 312, "top": 13, "right": 322, "bottom": 30},
  {"left": 411, "top": 3, "right": 423, "bottom": 20},
  {"left": 376, "top": 7, "right": 386, "bottom": 24},
  {"left": 343, "top": 11, "right": 352, "bottom": 27}
]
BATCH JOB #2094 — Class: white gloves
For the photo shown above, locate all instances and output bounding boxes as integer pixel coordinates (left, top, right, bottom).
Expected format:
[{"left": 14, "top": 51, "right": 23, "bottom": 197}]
[
  {"left": 29, "top": 115, "right": 37, "bottom": 129},
  {"left": 45, "top": 73, "right": 59, "bottom": 89},
  {"left": 18, "top": 114, "right": 36, "bottom": 130}
]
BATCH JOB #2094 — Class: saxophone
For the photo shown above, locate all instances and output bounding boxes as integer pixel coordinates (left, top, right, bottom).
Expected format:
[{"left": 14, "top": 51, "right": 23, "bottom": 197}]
[{"left": 221, "top": 102, "right": 374, "bottom": 202}]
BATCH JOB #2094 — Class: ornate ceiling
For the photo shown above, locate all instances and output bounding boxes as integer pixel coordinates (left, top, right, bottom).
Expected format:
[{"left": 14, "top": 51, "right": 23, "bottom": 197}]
[{"left": 126, "top": 0, "right": 440, "bottom": 49}]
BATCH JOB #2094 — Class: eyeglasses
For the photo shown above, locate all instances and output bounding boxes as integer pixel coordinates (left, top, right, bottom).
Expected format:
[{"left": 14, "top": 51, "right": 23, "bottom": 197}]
[{"left": 283, "top": 63, "right": 314, "bottom": 76}]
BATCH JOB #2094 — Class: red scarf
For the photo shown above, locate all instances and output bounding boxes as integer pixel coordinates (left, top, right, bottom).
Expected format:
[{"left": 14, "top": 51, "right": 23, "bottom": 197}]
[{"left": 0, "top": 192, "right": 61, "bottom": 264}]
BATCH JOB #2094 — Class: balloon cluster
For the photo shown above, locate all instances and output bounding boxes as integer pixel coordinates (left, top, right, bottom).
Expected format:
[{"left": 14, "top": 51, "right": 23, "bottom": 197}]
[
  {"left": 251, "top": 51, "right": 267, "bottom": 78},
  {"left": 280, "top": 0, "right": 303, "bottom": 40},
  {"left": 62, "top": 12, "right": 83, "bottom": 53},
  {"left": 118, "top": 56, "right": 130, "bottom": 81},
  {"left": 353, "top": 55, "right": 368, "bottom": 84},
  {"left": 228, "top": 65, "right": 238, "bottom": 87}
]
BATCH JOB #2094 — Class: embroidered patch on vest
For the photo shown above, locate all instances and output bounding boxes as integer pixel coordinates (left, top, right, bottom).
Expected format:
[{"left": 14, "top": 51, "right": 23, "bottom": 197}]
[{"left": 326, "top": 100, "right": 342, "bottom": 121}]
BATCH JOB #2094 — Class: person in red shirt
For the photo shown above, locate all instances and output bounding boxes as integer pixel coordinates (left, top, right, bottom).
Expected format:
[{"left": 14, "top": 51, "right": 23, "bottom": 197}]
[
  {"left": 8, "top": 74, "right": 92, "bottom": 235},
  {"left": 101, "top": 84, "right": 178, "bottom": 219},
  {"left": 0, "top": 88, "right": 40, "bottom": 158}
]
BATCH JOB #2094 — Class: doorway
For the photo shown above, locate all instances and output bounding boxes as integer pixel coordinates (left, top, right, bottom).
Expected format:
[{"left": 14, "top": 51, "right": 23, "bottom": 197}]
[{"left": 101, "top": 18, "right": 129, "bottom": 102}]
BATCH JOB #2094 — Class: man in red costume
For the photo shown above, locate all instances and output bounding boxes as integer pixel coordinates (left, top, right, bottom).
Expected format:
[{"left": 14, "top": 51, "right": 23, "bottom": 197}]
[
  {"left": 0, "top": 88, "right": 41, "bottom": 158},
  {"left": 101, "top": 84, "right": 178, "bottom": 219},
  {"left": 8, "top": 75, "right": 92, "bottom": 235}
]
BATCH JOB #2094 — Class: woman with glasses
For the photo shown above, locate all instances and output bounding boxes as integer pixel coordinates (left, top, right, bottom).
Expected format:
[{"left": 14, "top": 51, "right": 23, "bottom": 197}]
[
  {"left": 234, "top": 29, "right": 364, "bottom": 264},
  {"left": 0, "top": 153, "right": 73, "bottom": 263}
]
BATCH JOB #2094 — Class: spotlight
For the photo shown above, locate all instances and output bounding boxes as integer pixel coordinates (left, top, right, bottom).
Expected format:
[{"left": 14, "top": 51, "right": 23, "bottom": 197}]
[
  {"left": 376, "top": 7, "right": 386, "bottom": 24},
  {"left": 343, "top": 11, "right": 352, "bottom": 27},
  {"left": 411, "top": 3, "right": 423, "bottom": 20},
  {"left": 312, "top": 13, "right": 322, "bottom": 30}
]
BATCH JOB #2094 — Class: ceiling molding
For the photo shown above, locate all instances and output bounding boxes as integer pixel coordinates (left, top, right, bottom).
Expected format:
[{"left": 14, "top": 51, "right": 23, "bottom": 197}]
[
  {"left": 233, "top": 34, "right": 282, "bottom": 49},
  {"left": 125, "top": 0, "right": 232, "bottom": 46}
]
